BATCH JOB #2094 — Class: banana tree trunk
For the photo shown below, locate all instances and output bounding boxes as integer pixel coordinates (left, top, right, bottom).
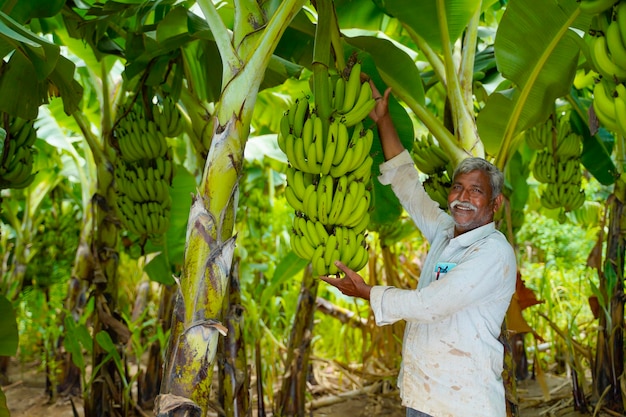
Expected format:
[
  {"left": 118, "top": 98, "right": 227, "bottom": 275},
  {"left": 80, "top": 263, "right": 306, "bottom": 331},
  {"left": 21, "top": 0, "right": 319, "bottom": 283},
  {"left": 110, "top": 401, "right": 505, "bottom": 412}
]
[
  {"left": 155, "top": 1, "right": 306, "bottom": 415},
  {"left": 218, "top": 258, "right": 249, "bottom": 417},
  {"left": 88, "top": 153, "right": 132, "bottom": 417},
  {"left": 593, "top": 174, "right": 625, "bottom": 414},
  {"left": 138, "top": 283, "right": 176, "bottom": 410},
  {"left": 57, "top": 203, "right": 94, "bottom": 397},
  {"left": 276, "top": 265, "right": 318, "bottom": 417}
]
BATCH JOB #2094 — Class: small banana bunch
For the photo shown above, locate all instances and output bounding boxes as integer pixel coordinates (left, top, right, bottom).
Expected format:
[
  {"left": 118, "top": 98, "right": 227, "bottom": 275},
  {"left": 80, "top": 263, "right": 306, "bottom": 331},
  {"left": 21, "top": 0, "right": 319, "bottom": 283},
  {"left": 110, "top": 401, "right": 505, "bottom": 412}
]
[
  {"left": 585, "top": 4, "right": 626, "bottom": 83},
  {"left": 410, "top": 134, "right": 452, "bottom": 208},
  {"left": 0, "top": 116, "right": 38, "bottom": 190},
  {"left": 423, "top": 171, "right": 452, "bottom": 209},
  {"left": 410, "top": 133, "right": 450, "bottom": 175},
  {"left": 155, "top": 96, "right": 184, "bottom": 138},
  {"left": 591, "top": 77, "right": 626, "bottom": 139},
  {"left": 530, "top": 116, "right": 585, "bottom": 212},
  {"left": 331, "top": 61, "right": 378, "bottom": 127},
  {"left": 113, "top": 98, "right": 176, "bottom": 238},
  {"left": 279, "top": 62, "right": 376, "bottom": 276}
]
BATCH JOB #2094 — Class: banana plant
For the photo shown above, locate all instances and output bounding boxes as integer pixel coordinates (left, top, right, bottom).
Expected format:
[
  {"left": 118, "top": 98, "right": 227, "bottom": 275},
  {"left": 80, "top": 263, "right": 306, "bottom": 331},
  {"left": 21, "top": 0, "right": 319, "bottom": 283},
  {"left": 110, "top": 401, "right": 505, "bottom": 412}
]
[{"left": 153, "top": 0, "right": 308, "bottom": 415}]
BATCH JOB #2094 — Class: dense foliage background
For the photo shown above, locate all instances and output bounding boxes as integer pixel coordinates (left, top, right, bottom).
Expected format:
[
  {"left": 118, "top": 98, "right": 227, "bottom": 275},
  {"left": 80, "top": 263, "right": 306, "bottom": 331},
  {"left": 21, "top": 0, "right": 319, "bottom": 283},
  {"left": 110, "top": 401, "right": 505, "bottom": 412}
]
[{"left": 0, "top": 0, "right": 624, "bottom": 416}]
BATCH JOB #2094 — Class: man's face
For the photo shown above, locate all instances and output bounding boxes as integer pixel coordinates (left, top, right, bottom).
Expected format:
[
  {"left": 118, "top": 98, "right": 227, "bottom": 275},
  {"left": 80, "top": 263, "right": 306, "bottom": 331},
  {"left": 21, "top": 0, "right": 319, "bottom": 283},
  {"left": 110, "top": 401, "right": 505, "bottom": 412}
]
[{"left": 447, "top": 170, "right": 502, "bottom": 236}]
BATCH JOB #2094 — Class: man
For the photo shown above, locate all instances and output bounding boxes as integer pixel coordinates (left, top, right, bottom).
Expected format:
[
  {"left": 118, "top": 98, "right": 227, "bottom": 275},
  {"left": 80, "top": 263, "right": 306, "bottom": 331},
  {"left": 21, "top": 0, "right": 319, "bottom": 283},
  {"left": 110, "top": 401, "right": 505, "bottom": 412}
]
[{"left": 320, "top": 83, "right": 517, "bottom": 417}]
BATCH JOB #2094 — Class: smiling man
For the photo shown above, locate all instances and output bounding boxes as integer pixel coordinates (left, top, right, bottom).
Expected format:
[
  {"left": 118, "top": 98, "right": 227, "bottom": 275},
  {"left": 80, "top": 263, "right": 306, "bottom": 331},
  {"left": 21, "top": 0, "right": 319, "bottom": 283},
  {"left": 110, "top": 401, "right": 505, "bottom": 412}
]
[{"left": 320, "top": 83, "right": 518, "bottom": 417}]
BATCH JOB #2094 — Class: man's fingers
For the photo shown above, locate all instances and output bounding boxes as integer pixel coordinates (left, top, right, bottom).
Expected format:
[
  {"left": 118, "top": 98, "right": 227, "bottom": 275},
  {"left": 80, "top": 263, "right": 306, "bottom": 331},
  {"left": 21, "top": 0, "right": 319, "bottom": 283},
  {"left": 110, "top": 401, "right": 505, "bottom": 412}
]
[{"left": 334, "top": 261, "right": 352, "bottom": 274}]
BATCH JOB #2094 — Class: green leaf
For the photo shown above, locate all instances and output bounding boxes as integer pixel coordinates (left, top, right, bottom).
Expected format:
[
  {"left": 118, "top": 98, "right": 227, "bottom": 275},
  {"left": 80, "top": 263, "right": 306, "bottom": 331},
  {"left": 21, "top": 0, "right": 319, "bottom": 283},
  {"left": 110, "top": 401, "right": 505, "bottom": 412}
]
[
  {"left": 371, "top": 0, "right": 479, "bottom": 52},
  {"left": 505, "top": 150, "right": 530, "bottom": 211},
  {"left": 478, "top": 0, "right": 582, "bottom": 157},
  {"left": 144, "top": 251, "right": 175, "bottom": 285},
  {"left": 0, "top": 387, "right": 9, "bottom": 417},
  {"left": 63, "top": 316, "right": 86, "bottom": 372},
  {"left": 0, "top": 11, "right": 83, "bottom": 118},
  {"left": 274, "top": 251, "right": 308, "bottom": 282},
  {"left": 0, "top": 295, "right": 18, "bottom": 356},
  {"left": 166, "top": 165, "right": 196, "bottom": 265},
  {"left": 95, "top": 331, "right": 124, "bottom": 378}
]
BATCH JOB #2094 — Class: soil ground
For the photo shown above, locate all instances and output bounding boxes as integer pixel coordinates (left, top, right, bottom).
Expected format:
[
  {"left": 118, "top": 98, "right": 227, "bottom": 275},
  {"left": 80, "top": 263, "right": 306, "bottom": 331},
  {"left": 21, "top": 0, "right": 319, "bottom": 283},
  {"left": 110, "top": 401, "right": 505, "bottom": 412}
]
[{"left": 3, "top": 359, "right": 620, "bottom": 417}]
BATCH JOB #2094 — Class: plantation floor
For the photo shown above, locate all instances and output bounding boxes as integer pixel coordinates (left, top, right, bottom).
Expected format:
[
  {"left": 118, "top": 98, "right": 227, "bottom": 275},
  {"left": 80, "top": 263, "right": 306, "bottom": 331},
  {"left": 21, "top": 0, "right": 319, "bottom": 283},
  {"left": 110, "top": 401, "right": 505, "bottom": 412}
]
[{"left": 3, "top": 359, "right": 619, "bottom": 417}]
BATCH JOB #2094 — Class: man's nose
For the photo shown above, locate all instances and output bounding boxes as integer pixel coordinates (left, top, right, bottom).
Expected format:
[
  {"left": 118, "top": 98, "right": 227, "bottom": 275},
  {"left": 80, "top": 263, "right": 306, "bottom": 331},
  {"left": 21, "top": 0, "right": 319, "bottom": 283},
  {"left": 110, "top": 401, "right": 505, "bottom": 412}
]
[{"left": 457, "top": 188, "right": 470, "bottom": 201}]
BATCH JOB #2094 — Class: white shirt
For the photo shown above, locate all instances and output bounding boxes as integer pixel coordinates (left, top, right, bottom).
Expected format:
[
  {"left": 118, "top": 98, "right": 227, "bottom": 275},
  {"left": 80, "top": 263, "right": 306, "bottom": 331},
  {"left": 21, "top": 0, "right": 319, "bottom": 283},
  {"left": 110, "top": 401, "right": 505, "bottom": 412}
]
[{"left": 370, "top": 150, "right": 517, "bottom": 417}]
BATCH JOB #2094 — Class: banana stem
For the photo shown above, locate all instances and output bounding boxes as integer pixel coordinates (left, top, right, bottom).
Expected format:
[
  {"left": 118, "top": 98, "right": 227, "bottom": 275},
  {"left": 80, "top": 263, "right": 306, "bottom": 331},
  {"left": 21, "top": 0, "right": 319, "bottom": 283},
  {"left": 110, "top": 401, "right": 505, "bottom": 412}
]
[
  {"left": 404, "top": 25, "right": 446, "bottom": 86},
  {"left": 196, "top": 0, "right": 238, "bottom": 85},
  {"left": 385, "top": 75, "right": 468, "bottom": 166},
  {"left": 436, "top": 0, "right": 481, "bottom": 154},
  {"left": 312, "top": 0, "right": 334, "bottom": 125},
  {"left": 460, "top": 6, "right": 480, "bottom": 109}
]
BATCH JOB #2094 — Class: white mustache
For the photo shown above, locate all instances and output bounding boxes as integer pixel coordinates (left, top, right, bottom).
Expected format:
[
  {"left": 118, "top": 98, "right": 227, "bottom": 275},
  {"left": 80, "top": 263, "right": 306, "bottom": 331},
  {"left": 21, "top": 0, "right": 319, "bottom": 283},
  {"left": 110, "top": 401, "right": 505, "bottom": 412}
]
[{"left": 449, "top": 200, "right": 477, "bottom": 211}]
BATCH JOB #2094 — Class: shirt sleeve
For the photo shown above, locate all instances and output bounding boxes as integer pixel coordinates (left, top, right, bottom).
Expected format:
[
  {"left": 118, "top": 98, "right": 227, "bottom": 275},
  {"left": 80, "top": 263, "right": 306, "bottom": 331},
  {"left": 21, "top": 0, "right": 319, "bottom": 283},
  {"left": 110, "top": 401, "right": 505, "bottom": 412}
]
[
  {"left": 370, "top": 237, "right": 517, "bottom": 325},
  {"left": 378, "top": 150, "right": 448, "bottom": 242}
]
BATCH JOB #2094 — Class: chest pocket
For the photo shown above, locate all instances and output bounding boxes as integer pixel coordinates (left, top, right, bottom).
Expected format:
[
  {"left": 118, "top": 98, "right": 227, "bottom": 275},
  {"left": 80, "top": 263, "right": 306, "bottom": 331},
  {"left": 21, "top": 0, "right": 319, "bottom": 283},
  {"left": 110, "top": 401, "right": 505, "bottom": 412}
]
[{"left": 434, "top": 262, "right": 457, "bottom": 280}]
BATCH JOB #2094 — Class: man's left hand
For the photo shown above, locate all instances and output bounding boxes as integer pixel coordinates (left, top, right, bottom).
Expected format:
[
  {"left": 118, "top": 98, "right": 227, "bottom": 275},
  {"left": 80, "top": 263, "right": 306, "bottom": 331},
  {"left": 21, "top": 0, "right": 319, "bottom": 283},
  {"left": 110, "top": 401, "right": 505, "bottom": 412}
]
[{"left": 320, "top": 261, "right": 372, "bottom": 301}]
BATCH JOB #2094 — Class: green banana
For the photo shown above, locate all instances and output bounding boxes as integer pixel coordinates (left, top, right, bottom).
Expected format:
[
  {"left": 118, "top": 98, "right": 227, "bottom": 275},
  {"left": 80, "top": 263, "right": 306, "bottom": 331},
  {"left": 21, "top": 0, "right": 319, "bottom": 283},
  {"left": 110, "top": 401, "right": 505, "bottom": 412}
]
[
  {"left": 331, "top": 120, "right": 350, "bottom": 166},
  {"left": 304, "top": 183, "right": 318, "bottom": 221},
  {"left": 341, "top": 62, "right": 362, "bottom": 114},
  {"left": 302, "top": 115, "right": 314, "bottom": 151},
  {"left": 618, "top": 1, "right": 626, "bottom": 47},
  {"left": 292, "top": 97, "right": 310, "bottom": 139},
  {"left": 305, "top": 218, "right": 322, "bottom": 247},
  {"left": 351, "top": 155, "right": 374, "bottom": 183},
  {"left": 290, "top": 167, "right": 307, "bottom": 200},
  {"left": 323, "top": 234, "right": 338, "bottom": 269},
  {"left": 578, "top": 0, "right": 618, "bottom": 15},
  {"left": 328, "top": 175, "right": 348, "bottom": 224},
  {"left": 321, "top": 121, "right": 338, "bottom": 175},
  {"left": 592, "top": 81, "right": 618, "bottom": 130},
  {"left": 314, "top": 220, "right": 329, "bottom": 245},
  {"left": 606, "top": 19, "right": 626, "bottom": 70},
  {"left": 285, "top": 184, "right": 304, "bottom": 212},
  {"left": 340, "top": 81, "right": 376, "bottom": 127},
  {"left": 333, "top": 76, "right": 346, "bottom": 111},
  {"left": 614, "top": 83, "right": 626, "bottom": 137},
  {"left": 352, "top": 211, "right": 370, "bottom": 235},
  {"left": 313, "top": 245, "right": 327, "bottom": 276},
  {"left": 590, "top": 34, "right": 626, "bottom": 81}
]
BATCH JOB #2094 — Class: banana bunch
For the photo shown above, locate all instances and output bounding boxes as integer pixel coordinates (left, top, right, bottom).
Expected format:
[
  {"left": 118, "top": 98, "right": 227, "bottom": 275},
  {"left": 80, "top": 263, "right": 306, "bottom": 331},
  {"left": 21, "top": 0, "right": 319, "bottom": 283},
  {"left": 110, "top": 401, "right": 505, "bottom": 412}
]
[
  {"left": 279, "top": 63, "right": 376, "bottom": 275},
  {"left": 586, "top": 8, "right": 626, "bottom": 83},
  {"left": 594, "top": 80, "right": 626, "bottom": 137},
  {"left": 331, "top": 61, "right": 377, "bottom": 127},
  {"left": 423, "top": 171, "right": 452, "bottom": 209},
  {"left": 571, "top": 201, "right": 603, "bottom": 226},
  {"left": 579, "top": 0, "right": 620, "bottom": 15},
  {"left": 114, "top": 101, "right": 169, "bottom": 162},
  {"left": 115, "top": 153, "right": 174, "bottom": 237},
  {"left": 524, "top": 118, "right": 552, "bottom": 151},
  {"left": 291, "top": 215, "right": 369, "bottom": 276},
  {"left": 592, "top": 79, "right": 621, "bottom": 133},
  {"left": 277, "top": 101, "right": 374, "bottom": 178},
  {"left": 0, "top": 116, "right": 38, "bottom": 189},
  {"left": 155, "top": 96, "right": 184, "bottom": 138},
  {"left": 539, "top": 182, "right": 586, "bottom": 212},
  {"left": 410, "top": 133, "right": 450, "bottom": 175},
  {"left": 533, "top": 116, "right": 585, "bottom": 212},
  {"left": 114, "top": 97, "right": 175, "bottom": 238},
  {"left": 532, "top": 150, "right": 557, "bottom": 183}
]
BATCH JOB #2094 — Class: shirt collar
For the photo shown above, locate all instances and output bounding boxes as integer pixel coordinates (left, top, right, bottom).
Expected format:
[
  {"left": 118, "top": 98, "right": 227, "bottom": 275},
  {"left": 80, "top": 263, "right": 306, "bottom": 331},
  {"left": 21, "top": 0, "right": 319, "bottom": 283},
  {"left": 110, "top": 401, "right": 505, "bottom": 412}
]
[{"left": 451, "top": 222, "right": 496, "bottom": 247}]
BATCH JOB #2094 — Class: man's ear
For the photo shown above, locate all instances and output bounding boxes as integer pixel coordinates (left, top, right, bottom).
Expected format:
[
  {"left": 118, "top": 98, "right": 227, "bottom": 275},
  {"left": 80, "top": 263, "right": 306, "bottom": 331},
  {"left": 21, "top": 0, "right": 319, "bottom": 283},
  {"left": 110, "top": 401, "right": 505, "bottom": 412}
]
[{"left": 492, "top": 193, "right": 504, "bottom": 213}]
